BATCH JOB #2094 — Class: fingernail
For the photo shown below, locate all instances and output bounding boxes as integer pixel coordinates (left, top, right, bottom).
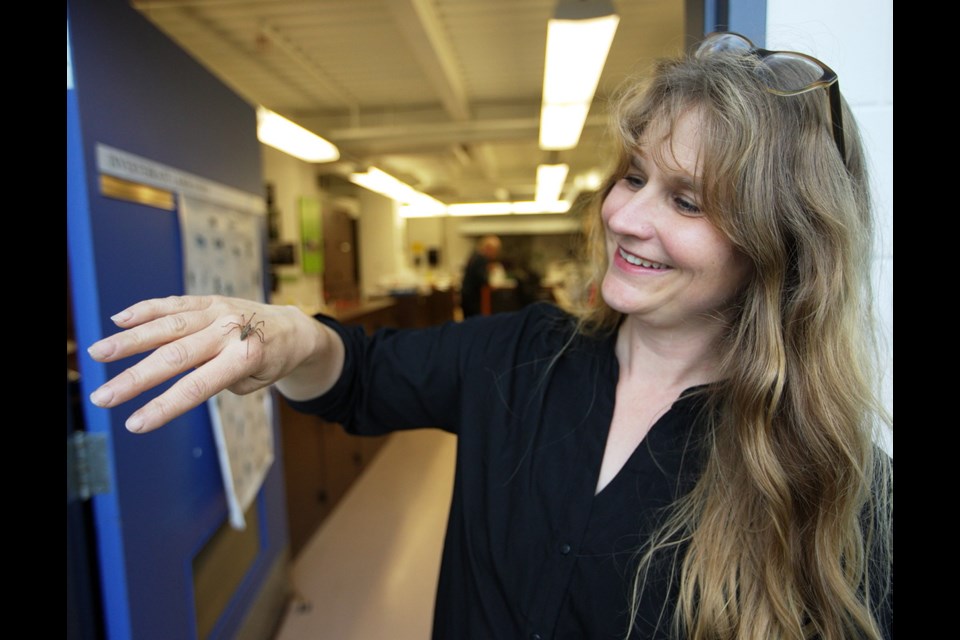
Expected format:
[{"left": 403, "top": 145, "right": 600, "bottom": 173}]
[
  {"left": 87, "top": 341, "right": 115, "bottom": 360},
  {"left": 126, "top": 415, "right": 145, "bottom": 433},
  {"left": 111, "top": 310, "right": 132, "bottom": 324},
  {"left": 90, "top": 387, "right": 114, "bottom": 407}
]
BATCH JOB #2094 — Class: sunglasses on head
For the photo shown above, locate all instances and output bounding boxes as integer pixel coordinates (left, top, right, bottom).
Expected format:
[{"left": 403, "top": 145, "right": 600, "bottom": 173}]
[{"left": 695, "top": 32, "right": 846, "bottom": 162}]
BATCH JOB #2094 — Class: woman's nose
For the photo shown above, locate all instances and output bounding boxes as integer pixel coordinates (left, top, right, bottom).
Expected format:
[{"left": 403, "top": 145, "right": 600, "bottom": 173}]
[{"left": 605, "top": 189, "right": 658, "bottom": 237}]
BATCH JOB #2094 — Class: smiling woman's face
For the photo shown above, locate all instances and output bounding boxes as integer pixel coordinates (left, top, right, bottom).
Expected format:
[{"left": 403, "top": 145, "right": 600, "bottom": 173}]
[{"left": 600, "top": 110, "right": 751, "bottom": 331}]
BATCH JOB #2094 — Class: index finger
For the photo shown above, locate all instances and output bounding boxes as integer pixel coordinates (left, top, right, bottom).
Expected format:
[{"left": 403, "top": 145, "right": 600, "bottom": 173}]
[
  {"left": 107, "top": 295, "right": 216, "bottom": 329},
  {"left": 87, "top": 307, "right": 217, "bottom": 363}
]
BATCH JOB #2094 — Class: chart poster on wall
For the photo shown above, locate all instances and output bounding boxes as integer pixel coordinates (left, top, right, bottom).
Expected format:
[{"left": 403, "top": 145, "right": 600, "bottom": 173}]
[
  {"left": 299, "top": 195, "right": 323, "bottom": 275},
  {"left": 179, "top": 194, "right": 274, "bottom": 530}
]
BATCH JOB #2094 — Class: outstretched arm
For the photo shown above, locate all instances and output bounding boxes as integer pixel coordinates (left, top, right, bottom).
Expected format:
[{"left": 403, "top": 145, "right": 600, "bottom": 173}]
[{"left": 86, "top": 295, "right": 344, "bottom": 433}]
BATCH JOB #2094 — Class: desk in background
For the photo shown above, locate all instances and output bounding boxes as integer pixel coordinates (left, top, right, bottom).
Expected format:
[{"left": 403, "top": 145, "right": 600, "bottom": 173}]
[{"left": 279, "top": 289, "right": 456, "bottom": 558}]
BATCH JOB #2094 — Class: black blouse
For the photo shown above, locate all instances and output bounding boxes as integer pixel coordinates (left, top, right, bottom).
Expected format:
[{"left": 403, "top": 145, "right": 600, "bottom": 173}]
[{"left": 286, "top": 302, "right": 709, "bottom": 639}]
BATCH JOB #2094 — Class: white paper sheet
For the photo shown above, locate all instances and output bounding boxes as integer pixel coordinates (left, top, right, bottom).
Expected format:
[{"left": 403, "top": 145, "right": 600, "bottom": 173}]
[{"left": 179, "top": 194, "right": 274, "bottom": 529}]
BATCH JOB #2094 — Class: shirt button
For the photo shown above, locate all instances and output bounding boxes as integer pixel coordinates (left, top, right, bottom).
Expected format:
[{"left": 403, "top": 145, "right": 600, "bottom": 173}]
[{"left": 560, "top": 543, "right": 571, "bottom": 555}]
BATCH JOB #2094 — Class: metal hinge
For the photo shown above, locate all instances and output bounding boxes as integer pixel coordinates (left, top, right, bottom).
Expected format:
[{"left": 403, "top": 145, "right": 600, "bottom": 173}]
[{"left": 67, "top": 432, "right": 112, "bottom": 500}]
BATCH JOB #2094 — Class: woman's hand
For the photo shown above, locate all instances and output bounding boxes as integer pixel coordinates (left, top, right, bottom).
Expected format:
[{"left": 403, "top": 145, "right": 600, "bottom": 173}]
[{"left": 86, "top": 295, "right": 343, "bottom": 434}]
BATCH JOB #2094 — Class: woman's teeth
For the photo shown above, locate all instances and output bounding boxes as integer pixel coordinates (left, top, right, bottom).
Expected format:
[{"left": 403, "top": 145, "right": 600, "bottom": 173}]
[{"left": 619, "top": 248, "right": 666, "bottom": 269}]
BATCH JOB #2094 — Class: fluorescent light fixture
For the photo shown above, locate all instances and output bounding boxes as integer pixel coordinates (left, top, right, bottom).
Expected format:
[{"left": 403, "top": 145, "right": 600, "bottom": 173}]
[
  {"left": 398, "top": 205, "right": 440, "bottom": 219},
  {"left": 256, "top": 107, "right": 340, "bottom": 162},
  {"left": 399, "top": 198, "right": 574, "bottom": 218},
  {"left": 539, "top": 104, "right": 591, "bottom": 150},
  {"left": 535, "top": 163, "right": 570, "bottom": 202},
  {"left": 539, "top": 0, "right": 619, "bottom": 150},
  {"left": 447, "top": 202, "right": 514, "bottom": 217},
  {"left": 447, "top": 201, "right": 573, "bottom": 216},
  {"left": 575, "top": 169, "right": 604, "bottom": 191},
  {"left": 349, "top": 167, "right": 447, "bottom": 215},
  {"left": 512, "top": 200, "right": 571, "bottom": 214}
]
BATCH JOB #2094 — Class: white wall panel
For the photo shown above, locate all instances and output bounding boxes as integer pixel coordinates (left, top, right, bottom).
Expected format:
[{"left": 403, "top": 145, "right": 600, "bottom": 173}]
[{"left": 767, "top": 0, "right": 893, "bottom": 453}]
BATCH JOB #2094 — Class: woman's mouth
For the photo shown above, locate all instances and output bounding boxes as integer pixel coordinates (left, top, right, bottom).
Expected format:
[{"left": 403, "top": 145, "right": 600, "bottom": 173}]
[{"left": 618, "top": 247, "right": 668, "bottom": 270}]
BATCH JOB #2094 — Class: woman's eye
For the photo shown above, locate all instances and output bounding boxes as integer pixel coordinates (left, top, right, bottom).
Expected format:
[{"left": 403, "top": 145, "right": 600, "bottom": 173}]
[
  {"left": 674, "top": 196, "right": 702, "bottom": 215},
  {"left": 623, "top": 175, "right": 645, "bottom": 189}
]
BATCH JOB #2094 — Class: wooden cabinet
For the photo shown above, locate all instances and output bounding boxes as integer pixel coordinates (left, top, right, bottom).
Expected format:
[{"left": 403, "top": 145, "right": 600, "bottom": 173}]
[
  {"left": 280, "top": 400, "right": 389, "bottom": 557},
  {"left": 278, "top": 400, "right": 328, "bottom": 556},
  {"left": 279, "top": 292, "right": 454, "bottom": 559},
  {"left": 390, "top": 288, "right": 456, "bottom": 328}
]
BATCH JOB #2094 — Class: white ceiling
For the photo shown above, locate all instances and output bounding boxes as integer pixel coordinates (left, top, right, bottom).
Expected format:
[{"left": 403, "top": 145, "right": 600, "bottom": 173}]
[{"left": 133, "top": 0, "right": 697, "bottom": 205}]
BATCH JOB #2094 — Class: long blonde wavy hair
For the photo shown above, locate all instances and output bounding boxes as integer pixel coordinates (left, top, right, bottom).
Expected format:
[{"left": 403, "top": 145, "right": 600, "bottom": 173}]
[{"left": 574, "top": 49, "right": 893, "bottom": 639}]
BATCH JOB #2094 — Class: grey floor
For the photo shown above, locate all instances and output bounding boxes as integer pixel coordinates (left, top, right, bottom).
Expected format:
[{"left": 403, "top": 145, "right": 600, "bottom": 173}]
[{"left": 273, "top": 429, "right": 457, "bottom": 640}]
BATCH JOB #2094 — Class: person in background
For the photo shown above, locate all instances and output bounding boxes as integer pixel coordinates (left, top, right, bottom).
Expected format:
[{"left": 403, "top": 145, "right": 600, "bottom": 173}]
[
  {"left": 459, "top": 234, "right": 501, "bottom": 317},
  {"left": 86, "top": 32, "right": 892, "bottom": 639}
]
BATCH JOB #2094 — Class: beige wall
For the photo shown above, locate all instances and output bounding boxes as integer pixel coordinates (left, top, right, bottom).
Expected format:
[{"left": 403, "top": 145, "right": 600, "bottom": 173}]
[
  {"left": 357, "top": 189, "right": 406, "bottom": 297},
  {"left": 260, "top": 144, "right": 325, "bottom": 312},
  {"left": 766, "top": 0, "right": 893, "bottom": 453}
]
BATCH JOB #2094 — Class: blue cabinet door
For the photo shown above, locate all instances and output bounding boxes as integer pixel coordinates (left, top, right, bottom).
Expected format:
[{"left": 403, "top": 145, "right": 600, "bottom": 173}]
[{"left": 67, "top": 3, "right": 288, "bottom": 639}]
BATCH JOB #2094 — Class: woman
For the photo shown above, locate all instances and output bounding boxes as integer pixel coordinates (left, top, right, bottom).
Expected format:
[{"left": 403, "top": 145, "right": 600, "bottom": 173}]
[{"left": 88, "top": 33, "right": 892, "bottom": 639}]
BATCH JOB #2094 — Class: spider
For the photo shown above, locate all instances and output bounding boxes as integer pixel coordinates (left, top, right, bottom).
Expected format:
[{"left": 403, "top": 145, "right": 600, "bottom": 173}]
[{"left": 222, "top": 312, "right": 265, "bottom": 357}]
